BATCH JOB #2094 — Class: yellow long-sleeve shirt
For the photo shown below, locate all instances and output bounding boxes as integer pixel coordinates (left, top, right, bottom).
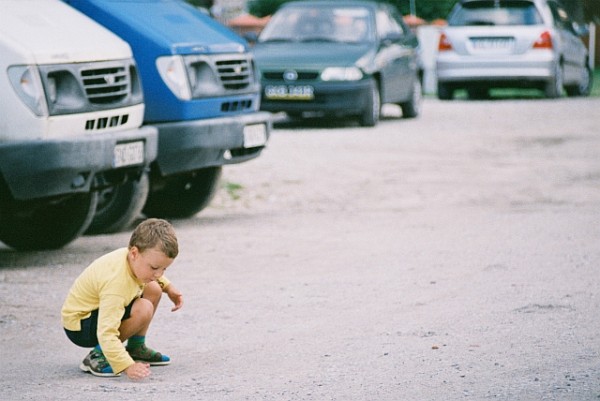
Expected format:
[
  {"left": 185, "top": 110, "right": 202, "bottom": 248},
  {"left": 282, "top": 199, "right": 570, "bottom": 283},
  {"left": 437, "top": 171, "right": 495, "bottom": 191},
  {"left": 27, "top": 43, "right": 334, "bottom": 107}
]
[{"left": 61, "top": 247, "right": 170, "bottom": 374}]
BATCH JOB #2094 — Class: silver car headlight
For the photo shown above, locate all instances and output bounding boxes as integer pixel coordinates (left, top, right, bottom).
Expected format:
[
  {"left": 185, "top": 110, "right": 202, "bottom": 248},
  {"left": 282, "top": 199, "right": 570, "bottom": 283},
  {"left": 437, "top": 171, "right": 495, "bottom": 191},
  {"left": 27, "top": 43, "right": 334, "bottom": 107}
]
[
  {"left": 321, "top": 67, "right": 363, "bottom": 81},
  {"left": 8, "top": 65, "right": 48, "bottom": 116},
  {"left": 156, "top": 55, "right": 192, "bottom": 100}
]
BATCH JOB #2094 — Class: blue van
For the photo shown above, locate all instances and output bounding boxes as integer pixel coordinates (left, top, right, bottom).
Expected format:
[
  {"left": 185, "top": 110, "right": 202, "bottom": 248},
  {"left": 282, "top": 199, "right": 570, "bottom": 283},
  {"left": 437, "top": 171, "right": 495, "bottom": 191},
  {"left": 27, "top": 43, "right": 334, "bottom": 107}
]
[{"left": 66, "top": 0, "right": 272, "bottom": 218}]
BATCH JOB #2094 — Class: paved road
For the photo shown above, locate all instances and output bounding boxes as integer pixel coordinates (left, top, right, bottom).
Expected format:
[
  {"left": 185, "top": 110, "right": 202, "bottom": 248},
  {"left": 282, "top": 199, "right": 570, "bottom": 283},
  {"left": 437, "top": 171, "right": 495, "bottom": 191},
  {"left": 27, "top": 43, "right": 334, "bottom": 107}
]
[{"left": 1, "top": 97, "right": 599, "bottom": 400}]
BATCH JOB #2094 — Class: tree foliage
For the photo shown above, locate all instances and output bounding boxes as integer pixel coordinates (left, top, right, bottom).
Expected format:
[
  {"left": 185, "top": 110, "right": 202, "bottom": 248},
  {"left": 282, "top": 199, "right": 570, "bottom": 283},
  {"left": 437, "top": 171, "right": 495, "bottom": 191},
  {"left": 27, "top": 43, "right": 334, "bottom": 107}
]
[
  {"left": 248, "top": 0, "right": 599, "bottom": 22},
  {"left": 248, "top": 0, "right": 457, "bottom": 21},
  {"left": 186, "top": 0, "right": 214, "bottom": 7}
]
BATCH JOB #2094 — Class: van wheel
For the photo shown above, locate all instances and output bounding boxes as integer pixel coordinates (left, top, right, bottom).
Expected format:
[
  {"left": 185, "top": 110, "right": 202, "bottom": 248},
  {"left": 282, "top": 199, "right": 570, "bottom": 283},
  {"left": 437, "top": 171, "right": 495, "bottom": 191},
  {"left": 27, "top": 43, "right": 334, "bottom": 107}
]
[
  {"left": 0, "top": 192, "right": 97, "bottom": 251},
  {"left": 143, "top": 167, "right": 222, "bottom": 219},
  {"left": 85, "top": 173, "right": 149, "bottom": 235},
  {"left": 359, "top": 80, "right": 380, "bottom": 127}
]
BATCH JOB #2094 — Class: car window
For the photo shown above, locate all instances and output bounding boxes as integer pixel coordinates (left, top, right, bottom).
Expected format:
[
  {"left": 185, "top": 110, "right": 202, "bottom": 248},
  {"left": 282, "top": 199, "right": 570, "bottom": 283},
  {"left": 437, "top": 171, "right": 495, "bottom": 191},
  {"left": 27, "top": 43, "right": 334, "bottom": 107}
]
[
  {"left": 259, "top": 6, "right": 375, "bottom": 43},
  {"left": 547, "top": 2, "right": 575, "bottom": 32},
  {"left": 448, "top": 0, "right": 543, "bottom": 26},
  {"left": 376, "top": 9, "right": 404, "bottom": 38}
]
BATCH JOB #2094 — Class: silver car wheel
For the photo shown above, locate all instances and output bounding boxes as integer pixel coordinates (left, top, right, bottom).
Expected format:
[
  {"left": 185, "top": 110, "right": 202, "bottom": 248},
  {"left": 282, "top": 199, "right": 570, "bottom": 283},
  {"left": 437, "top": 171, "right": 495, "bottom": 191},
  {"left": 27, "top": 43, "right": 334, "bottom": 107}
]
[
  {"left": 545, "top": 62, "right": 563, "bottom": 98},
  {"left": 566, "top": 65, "right": 592, "bottom": 97}
]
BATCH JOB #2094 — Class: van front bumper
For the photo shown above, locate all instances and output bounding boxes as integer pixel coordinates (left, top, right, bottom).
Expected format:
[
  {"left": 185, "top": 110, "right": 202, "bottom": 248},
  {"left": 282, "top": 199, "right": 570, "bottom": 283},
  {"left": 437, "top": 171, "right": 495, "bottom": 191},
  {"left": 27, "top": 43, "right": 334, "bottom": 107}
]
[{"left": 151, "top": 111, "right": 272, "bottom": 176}]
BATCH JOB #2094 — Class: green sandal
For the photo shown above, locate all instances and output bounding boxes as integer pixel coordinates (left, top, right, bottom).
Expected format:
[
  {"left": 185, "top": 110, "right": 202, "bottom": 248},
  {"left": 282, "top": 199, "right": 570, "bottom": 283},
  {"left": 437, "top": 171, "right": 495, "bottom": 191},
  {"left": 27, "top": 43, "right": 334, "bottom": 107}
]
[{"left": 126, "top": 343, "right": 171, "bottom": 366}]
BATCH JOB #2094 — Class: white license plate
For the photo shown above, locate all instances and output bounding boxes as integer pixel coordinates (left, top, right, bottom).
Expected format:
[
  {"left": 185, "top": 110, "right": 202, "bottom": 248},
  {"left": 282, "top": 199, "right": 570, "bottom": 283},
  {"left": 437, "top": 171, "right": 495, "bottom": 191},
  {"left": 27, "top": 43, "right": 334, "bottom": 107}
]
[
  {"left": 265, "top": 85, "right": 314, "bottom": 100},
  {"left": 243, "top": 124, "right": 267, "bottom": 148},
  {"left": 113, "top": 141, "right": 145, "bottom": 167},
  {"left": 471, "top": 37, "right": 514, "bottom": 50}
]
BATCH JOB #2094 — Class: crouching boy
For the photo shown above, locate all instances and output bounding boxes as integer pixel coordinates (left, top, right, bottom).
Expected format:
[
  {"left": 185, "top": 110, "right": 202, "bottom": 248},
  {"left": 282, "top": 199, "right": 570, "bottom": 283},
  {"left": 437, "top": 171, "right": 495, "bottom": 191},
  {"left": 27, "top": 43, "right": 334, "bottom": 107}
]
[{"left": 61, "top": 218, "right": 183, "bottom": 380}]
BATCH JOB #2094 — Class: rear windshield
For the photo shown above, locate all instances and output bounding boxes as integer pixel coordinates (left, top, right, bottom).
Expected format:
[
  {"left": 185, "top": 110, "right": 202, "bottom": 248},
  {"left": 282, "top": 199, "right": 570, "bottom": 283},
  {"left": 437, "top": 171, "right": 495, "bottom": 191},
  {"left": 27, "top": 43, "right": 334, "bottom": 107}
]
[{"left": 449, "top": 1, "right": 543, "bottom": 26}]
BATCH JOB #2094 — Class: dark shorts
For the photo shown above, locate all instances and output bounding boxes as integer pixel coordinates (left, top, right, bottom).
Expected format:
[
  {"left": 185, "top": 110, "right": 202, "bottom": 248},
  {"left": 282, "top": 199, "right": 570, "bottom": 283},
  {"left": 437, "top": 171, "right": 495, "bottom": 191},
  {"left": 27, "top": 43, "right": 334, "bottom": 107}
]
[{"left": 64, "top": 299, "right": 135, "bottom": 348}]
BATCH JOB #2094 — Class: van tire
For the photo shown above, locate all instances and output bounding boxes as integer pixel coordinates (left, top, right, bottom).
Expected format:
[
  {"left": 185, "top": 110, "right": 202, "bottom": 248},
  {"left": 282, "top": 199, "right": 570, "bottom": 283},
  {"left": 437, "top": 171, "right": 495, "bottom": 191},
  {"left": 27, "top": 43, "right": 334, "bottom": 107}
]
[
  {"left": 0, "top": 192, "right": 97, "bottom": 251},
  {"left": 85, "top": 173, "right": 150, "bottom": 235}
]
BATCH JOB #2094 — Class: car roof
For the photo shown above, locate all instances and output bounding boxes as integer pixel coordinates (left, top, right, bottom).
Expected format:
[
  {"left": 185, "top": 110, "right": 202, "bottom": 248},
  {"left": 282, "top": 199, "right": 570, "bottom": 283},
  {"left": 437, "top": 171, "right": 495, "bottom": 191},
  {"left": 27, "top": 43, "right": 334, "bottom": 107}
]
[{"left": 280, "top": 0, "right": 384, "bottom": 10}]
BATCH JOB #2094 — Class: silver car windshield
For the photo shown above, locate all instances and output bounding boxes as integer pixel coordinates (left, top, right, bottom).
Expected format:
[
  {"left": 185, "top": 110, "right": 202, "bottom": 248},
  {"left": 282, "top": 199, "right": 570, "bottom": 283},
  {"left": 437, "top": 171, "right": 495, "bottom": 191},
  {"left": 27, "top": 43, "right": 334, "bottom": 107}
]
[
  {"left": 449, "top": 1, "right": 543, "bottom": 26},
  {"left": 259, "top": 6, "right": 376, "bottom": 44}
]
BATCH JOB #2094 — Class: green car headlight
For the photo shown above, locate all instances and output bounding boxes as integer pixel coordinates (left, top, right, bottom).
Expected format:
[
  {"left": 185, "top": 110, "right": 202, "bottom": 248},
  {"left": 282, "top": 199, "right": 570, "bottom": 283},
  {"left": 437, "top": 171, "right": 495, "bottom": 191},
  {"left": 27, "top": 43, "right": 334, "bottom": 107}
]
[{"left": 321, "top": 67, "right": 363, "bottom": 82}]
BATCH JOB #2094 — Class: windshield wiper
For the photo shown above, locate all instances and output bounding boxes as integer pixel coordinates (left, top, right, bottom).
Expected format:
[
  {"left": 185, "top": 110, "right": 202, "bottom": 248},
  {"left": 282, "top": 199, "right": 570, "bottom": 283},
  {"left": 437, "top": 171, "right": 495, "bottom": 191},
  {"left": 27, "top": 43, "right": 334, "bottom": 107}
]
[
  {"left": 260, "top": 37, "right": 294, "bottom": 43},
  {"left": 299, "top": 37, "right": 338, "bottom": 43},
  {"left": 465, "top": 20, "right": 496, "bottom": 26}
]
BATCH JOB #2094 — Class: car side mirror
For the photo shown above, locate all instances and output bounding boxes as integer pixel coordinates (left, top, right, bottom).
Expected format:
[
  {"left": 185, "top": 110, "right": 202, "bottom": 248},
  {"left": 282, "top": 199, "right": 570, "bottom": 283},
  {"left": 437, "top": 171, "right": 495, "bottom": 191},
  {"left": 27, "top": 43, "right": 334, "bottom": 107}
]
[
  {"left": 381, "top": 32, "right": 404, "bottom": 46},
  {"left": 244, "top": 32, "right": 259, "bottom": 45},
  {"left": 571, "top": 22, "right": 589, "bottom": 37}
]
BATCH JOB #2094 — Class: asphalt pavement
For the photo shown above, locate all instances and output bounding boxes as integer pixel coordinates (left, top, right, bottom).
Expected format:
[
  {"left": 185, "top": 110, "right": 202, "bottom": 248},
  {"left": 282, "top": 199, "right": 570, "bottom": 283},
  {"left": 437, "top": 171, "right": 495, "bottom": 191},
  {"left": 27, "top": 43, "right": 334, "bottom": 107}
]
[{"left": 1, "top": 97, "right": 599, "bottom": 400}]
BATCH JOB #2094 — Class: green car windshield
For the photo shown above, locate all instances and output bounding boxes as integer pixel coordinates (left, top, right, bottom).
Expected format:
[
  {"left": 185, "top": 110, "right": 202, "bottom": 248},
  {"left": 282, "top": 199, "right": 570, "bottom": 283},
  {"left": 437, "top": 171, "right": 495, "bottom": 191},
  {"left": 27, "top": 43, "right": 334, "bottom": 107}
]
[{"left": 259, "top": 6, "right": 375, "bottom": 44}]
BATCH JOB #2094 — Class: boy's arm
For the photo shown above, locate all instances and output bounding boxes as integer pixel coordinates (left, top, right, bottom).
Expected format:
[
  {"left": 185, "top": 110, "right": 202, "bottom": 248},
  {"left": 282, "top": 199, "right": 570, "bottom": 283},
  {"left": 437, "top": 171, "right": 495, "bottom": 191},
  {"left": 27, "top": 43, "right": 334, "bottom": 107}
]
[
  {"left": 161, "top": 280, "right": 183, "bottom": 312},
  {"left": 156, "top": 276, "right": 182, "bottom": 311},
  {"left": 97, "top": 296, "right": 135, "bottom": 373},
  {"left": 156, "top": 276, "right": 170, "bottom": 290}
]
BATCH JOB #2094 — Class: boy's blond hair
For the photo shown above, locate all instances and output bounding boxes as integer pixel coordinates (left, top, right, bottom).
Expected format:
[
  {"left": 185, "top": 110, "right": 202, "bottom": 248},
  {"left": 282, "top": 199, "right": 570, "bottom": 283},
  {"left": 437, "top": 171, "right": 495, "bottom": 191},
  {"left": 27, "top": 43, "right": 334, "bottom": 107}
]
[{"left": 129, "top": 218, "right": 179, "bottom": 259}]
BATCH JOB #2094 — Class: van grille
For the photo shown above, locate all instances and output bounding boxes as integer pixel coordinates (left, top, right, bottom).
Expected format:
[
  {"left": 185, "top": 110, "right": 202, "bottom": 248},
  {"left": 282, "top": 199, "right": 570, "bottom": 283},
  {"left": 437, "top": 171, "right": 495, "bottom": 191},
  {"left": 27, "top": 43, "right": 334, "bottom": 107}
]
[
  {"left": 81, "top": 66, "right": 129, "bottom": 104},
  {"left": 216, "top": 58, "right": 252, "bottom": 90},
  {"left": 185, "top": 53, "right": 258, "bottom": 98},
  {"left": 220, "top": 99, "right": 253, "bottom": 113},
  {"left": 85, "top": 114, "right": 129, "bottom": 130},
  {"left": 38, "top": 59, "right": 142, "bottom": 116}
]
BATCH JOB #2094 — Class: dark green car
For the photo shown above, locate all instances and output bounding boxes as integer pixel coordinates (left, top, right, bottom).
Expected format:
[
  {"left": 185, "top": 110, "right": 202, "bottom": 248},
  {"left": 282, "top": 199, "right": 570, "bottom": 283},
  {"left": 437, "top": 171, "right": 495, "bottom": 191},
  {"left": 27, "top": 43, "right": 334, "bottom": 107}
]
[{"left": 252, "top": 0, "right": 422, "bottom": 127}]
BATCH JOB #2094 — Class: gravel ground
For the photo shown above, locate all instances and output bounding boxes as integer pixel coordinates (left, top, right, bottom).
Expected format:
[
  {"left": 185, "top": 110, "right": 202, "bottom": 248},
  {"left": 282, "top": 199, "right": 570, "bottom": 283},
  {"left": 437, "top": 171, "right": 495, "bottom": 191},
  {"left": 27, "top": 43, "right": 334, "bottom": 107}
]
[{"left": 1, "top": 97, "right": 599, "bottom": 401}]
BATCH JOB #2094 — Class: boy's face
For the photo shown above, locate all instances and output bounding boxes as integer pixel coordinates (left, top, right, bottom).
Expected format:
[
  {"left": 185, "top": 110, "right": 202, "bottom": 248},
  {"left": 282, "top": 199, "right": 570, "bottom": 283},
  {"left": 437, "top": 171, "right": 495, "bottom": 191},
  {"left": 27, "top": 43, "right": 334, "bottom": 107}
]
[{"left": 128, "top": 246, "right": 174, "bottom": 284}]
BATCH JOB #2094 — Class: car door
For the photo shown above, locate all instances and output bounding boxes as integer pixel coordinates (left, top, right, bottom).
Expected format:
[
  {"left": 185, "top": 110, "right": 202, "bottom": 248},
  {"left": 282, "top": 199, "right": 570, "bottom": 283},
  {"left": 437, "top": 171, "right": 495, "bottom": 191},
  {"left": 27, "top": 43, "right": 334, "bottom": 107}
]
[
  {"left": 374, "top": 7, "right": 416, "bottom": 103},
  {"left": 547, "top": 2, "right": 587, "bottom": 83}
]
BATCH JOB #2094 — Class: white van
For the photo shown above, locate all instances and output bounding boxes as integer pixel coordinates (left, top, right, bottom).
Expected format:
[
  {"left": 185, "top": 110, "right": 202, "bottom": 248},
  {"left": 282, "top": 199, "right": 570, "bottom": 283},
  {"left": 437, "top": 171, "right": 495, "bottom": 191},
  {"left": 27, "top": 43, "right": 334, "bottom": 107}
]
[{"left": 0, "top": 0, "right": 158, "bottom": 250}]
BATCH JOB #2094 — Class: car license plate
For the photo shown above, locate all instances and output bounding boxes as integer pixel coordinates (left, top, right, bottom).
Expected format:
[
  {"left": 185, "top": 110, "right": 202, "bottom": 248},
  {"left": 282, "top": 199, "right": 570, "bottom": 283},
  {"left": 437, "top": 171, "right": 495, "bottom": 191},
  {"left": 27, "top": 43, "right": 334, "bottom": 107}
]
[
  {"left": 243, "top": 124, "right": 267, "bottom": 148},
  {"left": 113, "top": 141, "right": 145, "bottom": 168},
  {"left": 471, "top": 37, "right": 514, "bottom": 50},
  {"left": 265, "top": 85, "right": 314, "bottom": 100}
]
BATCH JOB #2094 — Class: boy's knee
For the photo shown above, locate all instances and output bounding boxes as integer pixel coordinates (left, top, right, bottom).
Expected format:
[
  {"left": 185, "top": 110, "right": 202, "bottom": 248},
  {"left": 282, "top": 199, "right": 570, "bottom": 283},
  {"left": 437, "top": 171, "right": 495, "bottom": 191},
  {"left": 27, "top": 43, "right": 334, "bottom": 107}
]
[
  {"left": 132, "top": 297, "right": 154, "bottom": 321},
  {"left": 140, "top": 282, "right": 163, "bottom": 309},
  {"left": 143, "top": 281, "right": 162, "bottom": 301}
]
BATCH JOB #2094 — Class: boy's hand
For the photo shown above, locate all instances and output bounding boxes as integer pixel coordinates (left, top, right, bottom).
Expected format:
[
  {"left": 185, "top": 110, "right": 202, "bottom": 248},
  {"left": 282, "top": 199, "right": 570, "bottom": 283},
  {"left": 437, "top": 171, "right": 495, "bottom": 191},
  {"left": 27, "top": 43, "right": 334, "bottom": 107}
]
[
  {"left": 166, "top": 284, "right": 183, "bottom": 312},
  {"left": 125, "top": 362, "right": 151, "bottom": 380}
]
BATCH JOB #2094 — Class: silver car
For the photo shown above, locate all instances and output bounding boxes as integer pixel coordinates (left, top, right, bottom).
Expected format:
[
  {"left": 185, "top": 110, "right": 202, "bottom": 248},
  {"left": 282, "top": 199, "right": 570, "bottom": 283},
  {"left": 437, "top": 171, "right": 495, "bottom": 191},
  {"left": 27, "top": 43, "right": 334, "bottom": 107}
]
[{"left": 436, "top": 0, "right": 592, "bottom": 99}]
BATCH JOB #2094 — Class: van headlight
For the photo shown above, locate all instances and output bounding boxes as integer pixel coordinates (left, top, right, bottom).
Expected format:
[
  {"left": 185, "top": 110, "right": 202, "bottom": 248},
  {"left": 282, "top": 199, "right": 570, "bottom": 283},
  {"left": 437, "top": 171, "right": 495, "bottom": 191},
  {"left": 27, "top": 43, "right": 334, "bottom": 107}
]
[
  {"left": 321, "top": 67, "right": 363, "bottom": 81},
  {"left": 156, "top": 56, "right": 192, "bottom": 100},
  {"left": 8, "top": 65, "right": 48, "bottom": 116}
]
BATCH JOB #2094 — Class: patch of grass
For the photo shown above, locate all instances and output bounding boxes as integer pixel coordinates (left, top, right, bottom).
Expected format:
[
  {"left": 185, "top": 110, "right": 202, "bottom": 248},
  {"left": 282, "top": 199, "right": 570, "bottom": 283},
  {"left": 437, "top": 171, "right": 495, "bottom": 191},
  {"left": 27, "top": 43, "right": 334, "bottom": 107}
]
[
  {"left": 591, "top": 68, "right": 600, "bottom": 97},
  {"left": 222, "top": 181, "right": 244, "bottom": 200},
  {"left": 448, "top": 68, "right": 600, "bottom": 99}
]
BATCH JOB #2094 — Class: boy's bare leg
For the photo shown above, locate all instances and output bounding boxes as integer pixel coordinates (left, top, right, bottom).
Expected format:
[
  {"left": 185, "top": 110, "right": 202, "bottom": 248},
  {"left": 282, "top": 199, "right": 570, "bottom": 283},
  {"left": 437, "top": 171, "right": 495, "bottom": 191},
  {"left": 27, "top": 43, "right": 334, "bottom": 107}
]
[{"left": 118, "top": 281, "right": 162, "bottom": 340}]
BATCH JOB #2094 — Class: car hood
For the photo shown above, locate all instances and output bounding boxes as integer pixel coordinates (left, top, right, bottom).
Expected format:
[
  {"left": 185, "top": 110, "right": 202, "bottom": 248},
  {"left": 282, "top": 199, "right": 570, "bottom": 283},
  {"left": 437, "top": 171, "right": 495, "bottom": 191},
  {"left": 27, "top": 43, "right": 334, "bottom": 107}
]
[{"left": 253, "top": 41, "right": 374, "bottom": 70}]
